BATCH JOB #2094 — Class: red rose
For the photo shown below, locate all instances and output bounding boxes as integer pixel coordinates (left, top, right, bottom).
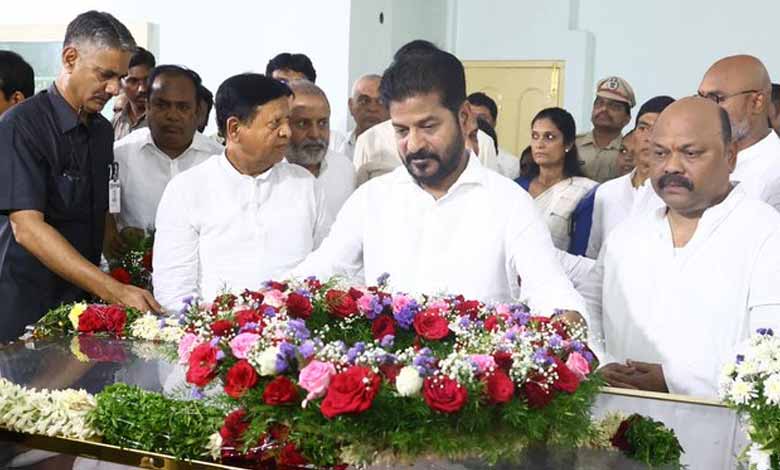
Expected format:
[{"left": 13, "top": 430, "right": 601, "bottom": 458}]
[
  {"left": 347, "top": 287, "right": 365, "bottom": 301},
  {"left": 234, "top": 309, "right": 261, "bottom": 328},
  {"left": 552, "top": 357, "right": 580, "bottom": 393},
  {"left": 186, "top": 343, "right": 219, "bottom": 387},
  {"left": 211, "top": 319, "right": 234, "bottom": 337},
  {"left": 325, "top": 290, "right": 359, "bottom": 318},
  {"left": 279, "top": 442, "right": 308, "bottom": 466},
  {"left": 485, "top": 369, "right": 515, "bottom": 404},
  {"left": 220, "top": 409, "right": 249, "bottom": 445},
  {"left": 423, "top": 375, "right": 468, "bottom": 413},
  {"left": 413, "top": 308, "right": 450, "bottom": 340},
  {"left": 262, "top": 375, "right": 299, "bottom": 405},
  {"left": 530, "top": 316, "right": 551, "bottom": 326},
  {"left": 141, "top": 250, "right": 153, "bottom": 271},
  {"left": 267, "top": 281, "right": 288, "bottom": 292},
  {"left": 224, "top": 360, "right": 258, "bottom": 398},
  {"left": 484, "top": 315, "right": 499, "bottom": 332},
  {"left": 371, "top": 315, "right": 395, "bottom": 340},
  {"left": 320, "top": 366, "right": 381, "bottom": 418},
  {"left": 456, "top": 299, "right": 481, "bottom": 319},
  {"left": 78, "top": 307, "right": 106, "bottom": 333},
  {"left": 610, "top": 415, "right": 639, "bottom": 452},
  {"left": 286, "top": 293, "right": 313, "bottom": 319},
  {"left": 379, "top": 363, "right": 402, "bottom": 383},
  {"left": 110, "top": 267, "right": 131, "bottom": 285},
  {"left": 306, "top": 278, "right": 322, "bottom": 292},
  {"left": 241, "top": 289, "right": 265, "bottom": 304},
  {"left": 493, "top": 351, "right": 513, "bottom": 372},
  {"left": 103, "top": 305, "right": 127, "bottom": 335},
  {"left": 523, "top": 380, "right": 553, "bottom": 409}
]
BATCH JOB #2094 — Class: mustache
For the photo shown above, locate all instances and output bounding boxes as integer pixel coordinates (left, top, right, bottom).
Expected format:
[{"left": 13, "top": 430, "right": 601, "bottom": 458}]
[
  {"left": 407, "top": 149, "right": 441, "bottom": 163},
  {"left": 658, "top": 173, "right": 694, "bottom": 191},
  {"left": 301, "top": 138, "right": 327, "bottom": 149}
]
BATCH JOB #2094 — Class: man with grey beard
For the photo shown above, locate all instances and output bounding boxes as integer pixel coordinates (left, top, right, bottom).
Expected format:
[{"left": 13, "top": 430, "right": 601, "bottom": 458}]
[
  {"left": 287, "top": 80, "right": 356, "bottom": 217},
  {"left": 698, "top": 55, "right": 780, "bottom": 210}
]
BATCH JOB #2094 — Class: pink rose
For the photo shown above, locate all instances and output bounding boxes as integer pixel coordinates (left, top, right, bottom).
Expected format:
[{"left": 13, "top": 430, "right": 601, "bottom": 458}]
[
  {"left": 264, "top": 289, "right": 287, "bottom": 308},
  {"left": 178, "top": 333, "right": 201, "bottom": 364},
  {"left": 471, "top": 354, "right": 497, "bottom": 375},
  {"left": 565, "top": 352, "right": 591, "bottom": 380},
  {"left": 298, "top": 360, "right": 336, "bottom": 401},
  {"left": 357, "top": 295, "right": 375, "bottom": 315},
  {"left": 428, "top": 300, "right": 449, "bottom": 312},
  {"left": 229, "top": 332, "right": 260, "bottom": 359},
  {"left": 392, "top": 294, "right": 412, "bottom": 313},
  {"left": 494, "top": 304, "right": 511, "bottom": 316}
]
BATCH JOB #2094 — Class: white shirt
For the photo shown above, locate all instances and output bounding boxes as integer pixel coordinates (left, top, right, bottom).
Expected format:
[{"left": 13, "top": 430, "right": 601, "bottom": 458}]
[
  {"left": 153, "top": 154, "right": 332, "bottom": 312},
  {"left": 352, "top": 119, "right": 499, "bottom": 185},
  {"left": 292, "top": 152, "right": 586, "bottom": 315},
  {"left": 312, "top": 150, "right": 356, "bottom": 218},
  {"left": 731, "top": 131, "right": 780, "bottom": 211},
  {"left": 331, "top": 130, "right": 356, "bottom": 161},
  {"left": 496, "top": 148, "right": 520, "bottom": 179},
  {"left": 113, "top": 128, "right": 223, "bottom": 230},
  {"left": 586, "top": 170, "right": 662, "bottom": 258},
  {"left": 582, "top": 186, "right": 780, "bottom": 398}
]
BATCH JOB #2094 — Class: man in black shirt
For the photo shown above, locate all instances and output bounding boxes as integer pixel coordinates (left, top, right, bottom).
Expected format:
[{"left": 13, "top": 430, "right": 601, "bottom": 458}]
[{"left": 0, "top": 11, "right": 160, "bottom": 342}]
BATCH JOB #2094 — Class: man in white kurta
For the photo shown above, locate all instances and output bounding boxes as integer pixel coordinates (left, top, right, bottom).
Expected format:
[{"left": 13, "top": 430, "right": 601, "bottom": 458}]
[
  {"left": 294, "top": 48, "right": 584, "bottom": 317},
  {"left": 699, "top": 55, "right": 780, "bottom": 211},
  {"left": 583, "top": 97, "right": 780, "bottom": 398},
  {"left": 153, "top": 74, "right": 331, "bottom": 312},
  {"left": 113, "top": 128, "right": 222, "bottom": 231},
  {"left": 286, "top": 80, "right": 356, "bottom": 217}
]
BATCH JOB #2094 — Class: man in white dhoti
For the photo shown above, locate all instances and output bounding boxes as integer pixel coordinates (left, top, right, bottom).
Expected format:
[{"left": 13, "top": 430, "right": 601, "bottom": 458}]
[
  {"left": 699, "top": 55, "right": 780, "bottom": 211},
  {"left": 153, "top": 74, "right": 331, "bottom": 312},
  {"left": 292, "top": 46, "right": 585, "bottom": 320},
  {"left": 585, "top": 96, "right": 674, "bottom": 258},
  {"left": 583, "top": 97, "right": 780, "bottom": 398},
  {"left": 285, "top": 80, "right": 356, "bottom": 218}
]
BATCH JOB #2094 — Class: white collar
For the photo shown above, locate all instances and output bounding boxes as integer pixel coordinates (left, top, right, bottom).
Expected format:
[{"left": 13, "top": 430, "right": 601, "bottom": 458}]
[{"left": 218, "top": 151, "right": 278, "bottom": 182}]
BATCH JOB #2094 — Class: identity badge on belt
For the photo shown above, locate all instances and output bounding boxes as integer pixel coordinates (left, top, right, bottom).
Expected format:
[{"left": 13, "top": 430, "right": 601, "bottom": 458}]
[{"left": 108, "top": 162, "right": 121, "bottom": 214}]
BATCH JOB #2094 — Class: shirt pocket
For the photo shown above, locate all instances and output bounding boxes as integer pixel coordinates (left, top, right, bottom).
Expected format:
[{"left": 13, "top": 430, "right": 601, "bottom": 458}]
[{"left": 49, "top": 173, "right": 91, "bottom": 218}]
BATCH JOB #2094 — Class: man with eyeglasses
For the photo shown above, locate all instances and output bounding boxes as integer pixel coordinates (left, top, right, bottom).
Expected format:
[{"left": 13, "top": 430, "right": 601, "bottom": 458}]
[
  {"left": 0, "top": 11, "right": 161, "bottom": 344},
  {"left": 698, "top": 55, "right": 780, "bottom": 211},
  {"left": 111, "top": 46, "right": 155, "bottom": 140},
  {"left": 336, "top": 74, "right": 388, "bottom": 160},
  {"left": 576, "top": 76, "right": 636, "bottom": 183}
]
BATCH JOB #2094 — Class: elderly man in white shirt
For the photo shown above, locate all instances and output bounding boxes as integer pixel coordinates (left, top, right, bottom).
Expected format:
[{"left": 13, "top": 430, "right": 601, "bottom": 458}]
[
  {"left": 153, "top": 74, "right": 331, "bottom": 312},
  {"left": 331, "top": 74, "right": 388, "bottom": 161},
  {"left": 586, "top": 96, "right": 674, "bottom": 258},
  {"left": 583, "top": 97, "right": 780, "bottom": 398},
  {"left": 293, "top": 47, "right": 585, "bottom": 321},
  {"left": 111, "top": 66, "right": 223, "bottom": 240},
  {"left": 286, "top": 80, "right": 355, "bottom": 217},
  {"left": 698, "top": 55, "right": 780, "bottom": 211}
]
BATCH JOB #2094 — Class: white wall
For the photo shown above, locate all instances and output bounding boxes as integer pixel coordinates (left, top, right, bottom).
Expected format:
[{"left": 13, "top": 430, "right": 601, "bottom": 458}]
[{"left": 0, "top": 0, "right": 352, "bottom": 134}]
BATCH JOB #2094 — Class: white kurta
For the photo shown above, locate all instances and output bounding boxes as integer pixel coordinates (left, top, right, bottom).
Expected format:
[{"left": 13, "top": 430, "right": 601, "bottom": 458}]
[
  {"left": 292, "top": 152, "right": 586, "bottom": 315},
  {"left": 731, "top": 131, "right": 780, "bottom": 211},
  {"left": 582, "top": 186, "right": 780, "bottom": 398},
  {"left": 153, "top": 154, "right": 332, "bottom": 312},
  {"left": 586, "top": 171, "right": 662, "bottom": 258},
  {"left": 330, "top": 130, "right": 356, "bottom": 161},
  {"left": 352, "top": 119, "right": 499, "bottom": 185},
  {"left": 113, "top": 128, "right": 223, "bottom": 230},
  {"left": 314, "top": 150, "right": 356, "bottom": 218},
  {"left": 496, "top": 148, "right": 521, "bottom": 179}
]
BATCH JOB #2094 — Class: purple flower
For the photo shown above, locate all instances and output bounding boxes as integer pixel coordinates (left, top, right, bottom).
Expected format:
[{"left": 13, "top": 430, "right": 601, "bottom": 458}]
[
  {"left": 757, "top": 328, "right": 775, "bottom": 336},
  {"left": 583, "top": 351, "right": 595, "bottom": 363},
  {"left": 394, "top": 300, "right": 419, "bottom": 329},
  {"left": 569, "top": 340, "right": 585, "bottom": 352},
  {"left": 287, "top": 319, "right": 310, "bottom": 341},
  {"left": 532, "top": 348, "right": 552, "bottom": 365},
  {"left": 240, "top": 322, "right": 259, "bottom": 333},
  {"left": 295, "top": 288, "right": 312, "bottom": 299},
  {"left": 736, "top": 354, "right": 745, "bottom": 364},
  {"left": 377, "top": 272, "right": 390, "bottom": 287},
  {"left": 275, "top": 341, "right": 297, "bottom": 373},
  {"left": 458, "top": 316, "right": 471, "bottom": 329},
  {"left": 365, "top": 297, "right": 383, "bottom": 320},
  {"left": 264, "top": 307, "right": 276, "bottom": 318},
  {"left": 216, "top": 350, "right": 225, "bottom": 361},
  {"left": 209, "top": 338, "right": 220, "bottom": 347},
  {"left": 380, "top": 335, "right": 395, "bottom": 349},
  {"left": 191, "top": 388, "right": 205, "bottom": 399},
  {"left": 549, "top": 334, "right": 563, "bottom": 348},
  {"left": 503, "top": 331, "right": 517, "bottom": 341},
  {"left": 298, "top": 340, "right": 315, "bottom": 360},
  {"left": 511, "top": 308, "right": 530, "bottom": 326},
  {"left": 346, "top": 342, "right": 366, "bottom": 363}
]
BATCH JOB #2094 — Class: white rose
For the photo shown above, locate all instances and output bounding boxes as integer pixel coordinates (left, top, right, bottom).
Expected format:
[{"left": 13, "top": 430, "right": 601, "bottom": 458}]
[
  {"left": 396, "top": 366, "right": 423, "bottom": 397},
  {"left": 258, "top": 346, "right": 280, "bottom": 376}
]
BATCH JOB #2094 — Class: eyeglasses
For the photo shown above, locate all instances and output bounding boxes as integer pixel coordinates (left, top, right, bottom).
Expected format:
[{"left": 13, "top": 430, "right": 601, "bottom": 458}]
[{"left": 697, "top": 89, "right": 758, "bottom": 104}]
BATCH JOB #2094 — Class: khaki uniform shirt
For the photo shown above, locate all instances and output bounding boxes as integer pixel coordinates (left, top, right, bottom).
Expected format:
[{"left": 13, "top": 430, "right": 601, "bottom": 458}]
[
  {"left": 575, "top": 130, "right": 622, "bottom": 183},
  {"left": 111, "top": 104, "right": 147, "bottom": 141}
]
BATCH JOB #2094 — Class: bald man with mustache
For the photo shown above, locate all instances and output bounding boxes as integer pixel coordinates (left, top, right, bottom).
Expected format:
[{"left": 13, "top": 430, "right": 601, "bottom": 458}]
[
  {"left": 698, "top": 54, "right": 780, "bottom": 211},
  {"left": 583, "top": 97, "right": 780, "bottom": 398}
]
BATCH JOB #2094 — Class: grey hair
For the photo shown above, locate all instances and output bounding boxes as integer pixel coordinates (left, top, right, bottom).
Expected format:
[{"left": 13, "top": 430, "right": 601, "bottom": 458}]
[
  {"left": 351, "top": 73, "right": 382, "bottom": 97},
  {"left": 63, "top": 11, "right": 136, "bottom": 52},
  {"left": 288, "top": 79, "right": 329, "bottom": 107}
]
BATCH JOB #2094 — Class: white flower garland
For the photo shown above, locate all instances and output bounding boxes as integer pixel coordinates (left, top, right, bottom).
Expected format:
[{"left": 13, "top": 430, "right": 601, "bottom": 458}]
[
  {"left": 130, "top": 313, "right": 186, "bottom": 343},
  {"left": 0, "top": 378, "right": 98, "bottom": 440}
]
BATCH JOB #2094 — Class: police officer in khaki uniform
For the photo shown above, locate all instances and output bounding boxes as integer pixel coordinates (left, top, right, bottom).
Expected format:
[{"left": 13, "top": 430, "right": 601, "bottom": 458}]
[{"left": 576, "top": 76, "right": 636, "bottom": 183}]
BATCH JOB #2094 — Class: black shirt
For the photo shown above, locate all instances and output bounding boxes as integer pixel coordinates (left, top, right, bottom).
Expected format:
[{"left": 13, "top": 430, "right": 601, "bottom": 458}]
[{"left": 0, "top": 84, "right": 113, "bottom": 342}]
